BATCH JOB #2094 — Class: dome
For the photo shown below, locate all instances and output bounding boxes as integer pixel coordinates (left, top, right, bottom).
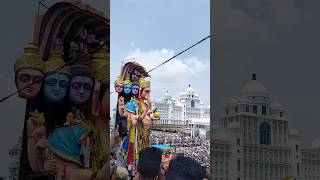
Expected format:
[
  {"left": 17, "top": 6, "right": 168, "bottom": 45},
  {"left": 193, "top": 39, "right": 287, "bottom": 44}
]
[
  {"left": 312, "top": 138, "right": 320, "bottom": 147},
  {"left": 175, "top": 101, "right": 183, "bottom": 107},
  {"left": 167, "top": 100, "right": 172, "bottom": 104},
  {"left": 186, "top": 85, "right": 194, "bottom": 94},
  {"left": 228, "top": 121, "right": 240, "bottom": 129},
  {"left": 289, "top": 128, "right": 300, "bottom": 136},
  {"left": 240, "top": 74, "right": 269, "bottom": 97}
]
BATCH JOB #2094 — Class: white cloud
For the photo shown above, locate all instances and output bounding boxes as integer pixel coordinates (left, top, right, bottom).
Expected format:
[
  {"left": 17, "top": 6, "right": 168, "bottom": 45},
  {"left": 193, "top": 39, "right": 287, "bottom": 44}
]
[{"left": 130, "top": 41, "right": 136, "bottom": 48}]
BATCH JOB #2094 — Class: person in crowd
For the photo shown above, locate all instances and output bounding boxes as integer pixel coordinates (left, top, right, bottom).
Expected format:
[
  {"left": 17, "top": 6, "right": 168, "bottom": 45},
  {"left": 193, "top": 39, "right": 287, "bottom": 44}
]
[
  {"left": 132, "top": 147, "right": 164, "bottom": 180},
  {"left": 165, "top": 156, "right": 206, "bottom": 180}
]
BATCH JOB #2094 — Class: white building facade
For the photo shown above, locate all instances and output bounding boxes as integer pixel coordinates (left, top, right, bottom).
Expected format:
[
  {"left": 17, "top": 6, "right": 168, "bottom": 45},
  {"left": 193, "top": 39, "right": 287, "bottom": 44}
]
[
  {"left": 212, "top": 74, "right": 320, "bottom": 180},
  {"left": 154, "top": 85, "right": 210, "bottom": 126}
]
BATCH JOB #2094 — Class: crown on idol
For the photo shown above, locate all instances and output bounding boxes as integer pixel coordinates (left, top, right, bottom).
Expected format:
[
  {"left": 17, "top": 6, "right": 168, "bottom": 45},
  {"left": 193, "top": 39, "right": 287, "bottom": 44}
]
[{"left": 14, "top": 42, "right": 44, "bottom": 74}]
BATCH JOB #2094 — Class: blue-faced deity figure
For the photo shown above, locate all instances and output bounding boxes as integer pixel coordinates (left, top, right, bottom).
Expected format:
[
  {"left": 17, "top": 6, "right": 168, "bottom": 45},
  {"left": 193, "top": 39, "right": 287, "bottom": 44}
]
[
  {"left": 123, "top": 77, "right": 132, "bottom": 95},
  {"left": 44, "top": 73, "right": 70, "bottom": 104},
  {"left": 44, "top": 47, "right": 71, "bottom": 104}
]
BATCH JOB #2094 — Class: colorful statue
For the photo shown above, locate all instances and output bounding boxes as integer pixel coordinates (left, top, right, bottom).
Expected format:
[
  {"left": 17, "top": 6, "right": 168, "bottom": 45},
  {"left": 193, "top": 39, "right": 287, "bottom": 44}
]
[
  {"left": 43, "top": 47, "right": 71, "bottom": 104},
  {"left": 14, "top": 42, "right": 45, "bottom": 99},
  {"left": 43, "top": 49, "right": 108, "bottom": 180}
]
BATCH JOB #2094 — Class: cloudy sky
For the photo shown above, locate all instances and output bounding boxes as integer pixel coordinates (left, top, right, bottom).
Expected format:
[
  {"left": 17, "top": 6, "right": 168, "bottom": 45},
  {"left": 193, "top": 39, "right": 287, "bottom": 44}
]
[
  {"left": 213, "top": 0, "right": 320, "bottom": 146},
  {"left": 0, "top": 0, "right": 107, "bottom": 176},
  {"left": 110, "top": 0, "right": 210, "bottom": 114}
]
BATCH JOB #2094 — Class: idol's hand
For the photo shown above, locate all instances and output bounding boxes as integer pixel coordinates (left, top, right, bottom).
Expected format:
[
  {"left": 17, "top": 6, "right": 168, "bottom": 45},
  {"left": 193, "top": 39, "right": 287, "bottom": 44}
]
[
  {"left": 27, "top": 117, "right": 37, "bottom": 138},
  {"left": 118, "top": 96, "right": 124, "bottom": 106},
  {"left": 146, "top": 109, "right": 152, "bottom": 115},
  {"left": 35, "top": 137, "right": 47, "bottom": 158},
  {"left": 44, "top": 159, "right": 57, "bottom": 175}
]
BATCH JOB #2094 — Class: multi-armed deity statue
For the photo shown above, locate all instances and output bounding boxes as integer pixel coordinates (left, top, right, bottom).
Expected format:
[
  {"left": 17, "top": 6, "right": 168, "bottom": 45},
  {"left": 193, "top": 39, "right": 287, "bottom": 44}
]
[
  {"left": 112, "top": 61, "right": 160, "bottom": 175},
  {"left": 15, "top": 2, "right": 109, "bottom": 180}
]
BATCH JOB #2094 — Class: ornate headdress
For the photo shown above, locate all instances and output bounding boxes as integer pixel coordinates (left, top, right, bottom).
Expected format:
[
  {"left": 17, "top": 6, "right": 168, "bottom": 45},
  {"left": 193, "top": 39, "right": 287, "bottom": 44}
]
[
  {"left": 44, "top": 46, "right": 70, "bottom": 76},
  {"left": 70, "top": 64, "right": 94, "bottom": 79},
  {"left": 139, "top": 77, "right": 150, "bottom": 89},
  {"left": 89, "top": 45, "right": 109, "bottom": 84},
  {"left": 123, "top": 76, "right": 132, "bottom": 86},
  {"left": 114, "top": 75, "right": 124, "bottom": 85},
  {"left": 14, "top": 42, "right": 44, "bottom": 74}
]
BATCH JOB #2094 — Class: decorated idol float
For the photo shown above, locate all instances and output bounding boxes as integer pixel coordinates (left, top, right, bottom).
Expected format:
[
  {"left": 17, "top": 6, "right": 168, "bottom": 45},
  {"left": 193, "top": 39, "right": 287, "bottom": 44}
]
[
  {"left": 112, "top": 61, "right": 160, "bottom": 175},
  {"left": 15, "top": 1, "right": 109, "bottom": 179}
]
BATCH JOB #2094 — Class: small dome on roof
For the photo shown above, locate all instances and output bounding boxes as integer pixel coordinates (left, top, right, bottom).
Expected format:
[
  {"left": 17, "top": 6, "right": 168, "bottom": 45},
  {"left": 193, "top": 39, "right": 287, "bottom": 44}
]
[
  {"left": 240, "top": 74, "right": 269, "bottom": 97},
  {"left": 186, "top": 84, "right": 194, "bottom": 94}
]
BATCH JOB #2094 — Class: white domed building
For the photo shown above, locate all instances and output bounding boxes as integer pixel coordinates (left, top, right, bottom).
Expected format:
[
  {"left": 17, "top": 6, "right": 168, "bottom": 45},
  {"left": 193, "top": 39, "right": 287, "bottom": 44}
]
[
  {"left": 212, "top": 74, "right": 320, "bottom": 180},
  {"left": 154, "top": 85, "right": 210, "bottom": 128}
]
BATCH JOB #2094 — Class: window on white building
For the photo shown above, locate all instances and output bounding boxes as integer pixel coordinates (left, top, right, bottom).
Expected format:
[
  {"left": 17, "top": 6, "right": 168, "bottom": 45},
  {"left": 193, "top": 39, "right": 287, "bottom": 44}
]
[
  {"left": 262, "top": 105, "right": 267, "bottom": 115},
  {"left": 246, "top": 105, "right": 249, "bottom": 113},
  {"left": 253, "top": 106, "right": 257, "bottom": 114}
]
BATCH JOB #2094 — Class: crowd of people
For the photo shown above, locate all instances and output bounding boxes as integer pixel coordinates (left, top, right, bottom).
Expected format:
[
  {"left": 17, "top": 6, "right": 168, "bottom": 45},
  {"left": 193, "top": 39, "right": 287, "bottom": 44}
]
[
  {"left": 150, "top": 130, "right": 210, "bottom": 169},
  {"left": 110, "top": 146, "right": 209, "bottom": 180}
]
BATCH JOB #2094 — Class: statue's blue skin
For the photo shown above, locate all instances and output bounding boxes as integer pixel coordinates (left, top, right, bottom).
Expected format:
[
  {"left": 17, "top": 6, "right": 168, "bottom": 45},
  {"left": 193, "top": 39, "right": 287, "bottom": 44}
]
[{"left": 44, "top": 73, "right": 70, "bottom": 104}]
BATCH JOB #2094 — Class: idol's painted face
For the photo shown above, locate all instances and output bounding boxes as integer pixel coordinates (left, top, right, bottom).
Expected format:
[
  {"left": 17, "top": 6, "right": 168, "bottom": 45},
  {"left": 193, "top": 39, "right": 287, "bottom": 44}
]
[
  {"left": 44, "top": 73, "right": 69, "bottom": 104},
  {"left": 69, "top": 76, "right": 94, "bottom": 106},
  {"left": 131, "top": 85, "right": 140, "bottom": 95},
  {"left": 16, "top": 68, "right": 44, "bottom": 99},
  {"left": 123, "top": 84, "right": 131, "bottom": 94},
  {"left": 115, "top": 83, "right": 123, "bottom": 93},
  {"left": 141, "top": 88, "right": 151, "bottom": 99}
]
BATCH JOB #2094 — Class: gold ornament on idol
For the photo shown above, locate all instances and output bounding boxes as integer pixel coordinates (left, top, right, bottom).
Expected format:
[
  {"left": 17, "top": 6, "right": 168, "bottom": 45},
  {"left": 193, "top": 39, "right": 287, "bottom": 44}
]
[
  {"left": 114, "top": 75, "right": 124, "bottom": 85},
  {"left": 14, "top": 42, "right": 44, "bottom": 74},
  {"left": 123, "top": 76, "right": 132, "bottom": 85},
  {"left": 89, "top": 45, "right": 109, "bottom": 83},
  {"left": 139, "top": 77, "right": 150, "bottom": 89},
  {"left": 44, "top": 46, "right": 70, "bottom": 75}
]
